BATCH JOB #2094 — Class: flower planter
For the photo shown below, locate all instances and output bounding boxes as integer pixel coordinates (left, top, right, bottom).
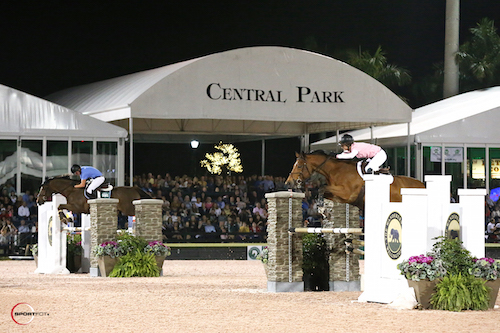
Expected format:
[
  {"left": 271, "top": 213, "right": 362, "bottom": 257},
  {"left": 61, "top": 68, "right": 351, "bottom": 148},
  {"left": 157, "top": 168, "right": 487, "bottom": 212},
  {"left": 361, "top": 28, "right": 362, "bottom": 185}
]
[
  {"left": 263, "top": 263, "right": 269, "bottom": 277},
  {"left": 67, "top": 254, "right": 82, "bottom": 273},
  {"left": 33, "top": 254, "right": 38, "bottom": 268},
  {"left": 97, "top": 256, "right": 119, "bottom": 277},
  {"left": 485, "top": 279, "right": 500, "bottom": 309},
  {"left": 155, "top": 255, "right": 166, "bottom": 272},
  {"left": 407, "top": 279, "right": 438, "bottom": 309}
]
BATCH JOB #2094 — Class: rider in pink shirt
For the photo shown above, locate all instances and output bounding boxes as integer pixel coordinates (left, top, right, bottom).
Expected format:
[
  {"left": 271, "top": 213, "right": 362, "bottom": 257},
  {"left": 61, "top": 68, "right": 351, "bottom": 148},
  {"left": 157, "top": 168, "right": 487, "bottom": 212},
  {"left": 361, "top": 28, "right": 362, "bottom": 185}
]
[{"left": 336, "top": 134, "right": 387, "bottom": 174}]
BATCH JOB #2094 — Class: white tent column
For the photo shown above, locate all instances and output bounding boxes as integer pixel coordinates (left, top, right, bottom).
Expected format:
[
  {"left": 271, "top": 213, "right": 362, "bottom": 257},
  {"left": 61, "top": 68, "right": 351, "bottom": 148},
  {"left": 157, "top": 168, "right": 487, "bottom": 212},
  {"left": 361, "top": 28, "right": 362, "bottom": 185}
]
[
  {"left": 407, "top": 122, "right": 411, "bottom": 177},
  {"left": 129, "top": 117, "right": 134, "bottom": 186},
  {"left": 261, "top": 139, "right": 265, "bottom": 177},
  {"left": 301, "top": 134, "right": 310, "bottom": 153}
]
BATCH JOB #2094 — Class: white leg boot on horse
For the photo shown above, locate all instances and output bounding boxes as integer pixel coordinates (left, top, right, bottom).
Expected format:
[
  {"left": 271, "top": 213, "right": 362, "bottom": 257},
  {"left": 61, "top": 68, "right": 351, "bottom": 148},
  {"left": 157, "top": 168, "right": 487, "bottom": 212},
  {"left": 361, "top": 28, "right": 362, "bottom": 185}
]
[{"left": 58, "top": 209, "right": 73, "bottom": 225}]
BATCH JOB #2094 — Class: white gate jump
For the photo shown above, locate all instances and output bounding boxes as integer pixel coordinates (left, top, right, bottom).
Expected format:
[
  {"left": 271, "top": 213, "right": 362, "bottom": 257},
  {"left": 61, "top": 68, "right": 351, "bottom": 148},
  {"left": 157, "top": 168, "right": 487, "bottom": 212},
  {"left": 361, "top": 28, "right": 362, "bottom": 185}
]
[
  {"left": 35, "top": 194, "right": 91, "bottom": 274},
  {"left": 359, "top": 175, "right": 486, "bottom": 304}
]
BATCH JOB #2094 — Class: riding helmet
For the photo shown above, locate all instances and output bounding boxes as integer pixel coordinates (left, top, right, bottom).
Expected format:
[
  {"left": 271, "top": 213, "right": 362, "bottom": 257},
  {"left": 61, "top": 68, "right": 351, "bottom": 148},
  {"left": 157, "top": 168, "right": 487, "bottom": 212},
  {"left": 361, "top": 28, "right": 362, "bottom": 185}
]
[
  {"left": 339, "top": 134, "right": 354, "bottom": 145},
  {"left": 71, "top": 164, "right": 81, "bottom": 173}
]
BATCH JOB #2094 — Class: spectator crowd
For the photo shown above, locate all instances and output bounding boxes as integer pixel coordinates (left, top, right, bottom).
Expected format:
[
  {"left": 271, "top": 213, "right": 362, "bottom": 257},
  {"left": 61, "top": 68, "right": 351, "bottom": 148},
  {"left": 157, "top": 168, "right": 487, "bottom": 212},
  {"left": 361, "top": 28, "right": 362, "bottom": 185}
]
[
  {"left": 0, "top": 183, "right": 38, "bottom": 255},
  {"left": 131, "top": 173, "right": 321, "bottom": 243}
]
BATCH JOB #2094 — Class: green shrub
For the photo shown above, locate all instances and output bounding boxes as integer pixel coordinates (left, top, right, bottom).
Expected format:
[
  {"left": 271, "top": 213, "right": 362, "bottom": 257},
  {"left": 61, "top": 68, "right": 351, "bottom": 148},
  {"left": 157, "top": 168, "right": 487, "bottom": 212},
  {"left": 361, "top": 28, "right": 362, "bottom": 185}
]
[
  {"left": 117, "top": 233, "right": 148, "bottom": 256},
  {"left": 430, "top": 274, "right": 489, "bottom": 311},
  {"left": 109, "top": 249, "right": 160, "bottom": 277},
  {"left": 428, "top": 236, "right": 474, "bottom": 276},
  {"left": 302, "top": 234, "right": 329, "bottom": 274}
]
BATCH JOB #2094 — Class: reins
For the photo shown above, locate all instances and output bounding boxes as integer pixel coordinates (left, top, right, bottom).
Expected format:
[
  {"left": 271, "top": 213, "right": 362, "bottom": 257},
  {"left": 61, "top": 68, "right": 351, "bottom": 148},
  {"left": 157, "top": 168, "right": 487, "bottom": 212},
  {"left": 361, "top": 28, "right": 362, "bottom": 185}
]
[
  {"left": 290, "top": 154, "right": 331, "bottom": 184},
  {"left": 44, "top": 179, "right": 77, "bottom": 198}
]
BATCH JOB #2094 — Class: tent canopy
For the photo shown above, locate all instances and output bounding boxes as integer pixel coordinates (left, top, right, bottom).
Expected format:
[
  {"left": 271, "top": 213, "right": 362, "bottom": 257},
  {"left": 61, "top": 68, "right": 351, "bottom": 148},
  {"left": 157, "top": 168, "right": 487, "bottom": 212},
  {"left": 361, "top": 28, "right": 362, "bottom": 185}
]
[
  {"left": 0, "top": 84, "right": 128, "bottom": 139},
  {"left": 311, "top": 86, "right": 500, "bottom": 150},
  {"left": 47, "top": 46, "right": 412, "bottom": 143}
]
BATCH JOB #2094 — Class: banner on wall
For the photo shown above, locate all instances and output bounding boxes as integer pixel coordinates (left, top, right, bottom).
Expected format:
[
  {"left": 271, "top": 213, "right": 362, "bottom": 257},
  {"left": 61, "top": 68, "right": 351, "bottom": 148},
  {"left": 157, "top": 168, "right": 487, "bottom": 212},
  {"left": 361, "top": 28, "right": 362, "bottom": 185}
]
[
  {"left": 247, "top": 246, "right": 265, "bottom": 261},
  {"left": 471, "top": 159, "right": 485, "bottom": 179},
  {"left": 491, "top": 159, "right": 500, "bottom": 179},
  {"left": 430, "top": 147, "right": 463, "bottom": 163}
]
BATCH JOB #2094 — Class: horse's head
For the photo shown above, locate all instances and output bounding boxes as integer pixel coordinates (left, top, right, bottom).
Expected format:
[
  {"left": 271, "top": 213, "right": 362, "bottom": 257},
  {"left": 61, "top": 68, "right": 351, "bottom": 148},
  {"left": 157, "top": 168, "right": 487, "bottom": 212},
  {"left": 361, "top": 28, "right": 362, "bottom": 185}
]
[
  {"left": 36, "top": 183, "right": 52, "bottom": 205},
  {"left": 285, "top": 152, "right": 314, "bottom": 189},
  {"left": 36, "top": 177, "right": 75, "bottom": 205}
]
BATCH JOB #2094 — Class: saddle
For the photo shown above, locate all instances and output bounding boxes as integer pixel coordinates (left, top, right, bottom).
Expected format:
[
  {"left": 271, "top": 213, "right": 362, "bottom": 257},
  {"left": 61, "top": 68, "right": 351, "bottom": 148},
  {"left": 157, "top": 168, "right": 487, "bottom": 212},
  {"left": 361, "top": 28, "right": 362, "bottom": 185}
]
[
  {"left": 84, "top": 180, "right": 113, "bottom": 199},
  {"left": 359, "top": 160, "right": 391, "bottom": 175}
]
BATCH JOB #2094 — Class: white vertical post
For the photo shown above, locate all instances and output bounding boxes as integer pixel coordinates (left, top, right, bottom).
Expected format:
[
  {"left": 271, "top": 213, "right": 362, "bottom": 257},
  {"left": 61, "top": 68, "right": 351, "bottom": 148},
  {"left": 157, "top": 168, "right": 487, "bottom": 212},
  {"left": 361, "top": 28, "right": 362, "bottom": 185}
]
[
  {"left": 424, "top": 175, "right": 452, "bottom": 252},
  {"left": 401, "top": 188, "right": 429, "bottom": 259},
  {"left": 358, "top": 174, "right": 400, "bottom": 303},
  {"left": 458, "top": 189, "right": 487, "bottom": 258},
  {"left": 81, "top": 214, "right": 91, "bottom": 273}
]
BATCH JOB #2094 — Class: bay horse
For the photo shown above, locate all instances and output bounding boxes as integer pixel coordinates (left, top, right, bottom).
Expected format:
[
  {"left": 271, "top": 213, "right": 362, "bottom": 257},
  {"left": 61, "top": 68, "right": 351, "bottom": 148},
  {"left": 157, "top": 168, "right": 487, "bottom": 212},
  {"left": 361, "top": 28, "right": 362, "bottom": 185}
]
[
  {"left": 285, "top": 151, "right": 425, "bottom": 211},
  {"left": 36, "top": 176, "right": 152, "bottom": 217}
]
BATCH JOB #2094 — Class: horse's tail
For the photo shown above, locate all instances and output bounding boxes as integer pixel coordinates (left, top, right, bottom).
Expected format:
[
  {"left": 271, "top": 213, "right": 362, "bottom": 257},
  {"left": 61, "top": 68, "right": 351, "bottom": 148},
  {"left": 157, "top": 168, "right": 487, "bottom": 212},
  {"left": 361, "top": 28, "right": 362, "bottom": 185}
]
[{"left": 135, "top": 187, "right": 153, "bottom": 199}]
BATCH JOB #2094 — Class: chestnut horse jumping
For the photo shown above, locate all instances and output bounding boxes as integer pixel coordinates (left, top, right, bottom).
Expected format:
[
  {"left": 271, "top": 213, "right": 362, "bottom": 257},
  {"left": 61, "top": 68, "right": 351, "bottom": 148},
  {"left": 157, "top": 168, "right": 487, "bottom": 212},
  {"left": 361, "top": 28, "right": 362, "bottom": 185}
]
[
  {"left": 285, "top": 151, "right": 425, "bottom": 211},
  {"left": 36, "top": 176, "right": 152, "bottom": 217}
]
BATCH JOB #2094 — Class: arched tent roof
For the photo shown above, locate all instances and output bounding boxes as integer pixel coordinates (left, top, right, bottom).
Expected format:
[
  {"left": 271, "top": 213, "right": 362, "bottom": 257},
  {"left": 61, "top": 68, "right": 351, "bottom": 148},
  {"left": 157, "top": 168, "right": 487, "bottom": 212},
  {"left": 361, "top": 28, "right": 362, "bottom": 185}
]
[
  {"left": 47, "top": 46, "right": 412, "bottom": 143},
  {"left": 0, "top": 84, "right": 128, "bottom": 139},
  {"left": 311, "top": 86, "right": 500, "bottom": 150}
]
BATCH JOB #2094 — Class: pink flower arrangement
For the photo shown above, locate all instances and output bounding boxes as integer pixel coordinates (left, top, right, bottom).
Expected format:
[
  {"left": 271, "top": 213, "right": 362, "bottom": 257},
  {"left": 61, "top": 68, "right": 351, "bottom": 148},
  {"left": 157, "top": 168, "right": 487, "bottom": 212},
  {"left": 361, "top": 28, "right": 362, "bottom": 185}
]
[
  {"left": 144, "top": 241, "right": 171, "bottom": 257},
  {"left": 408, "top": 254, "right": 434, "bottom": 265},
  {"left": 94, "top": 241, "right": 120, "bottom": 258},
  {"left": 397, "top": 254, "right": 446, "bottom": 281}
]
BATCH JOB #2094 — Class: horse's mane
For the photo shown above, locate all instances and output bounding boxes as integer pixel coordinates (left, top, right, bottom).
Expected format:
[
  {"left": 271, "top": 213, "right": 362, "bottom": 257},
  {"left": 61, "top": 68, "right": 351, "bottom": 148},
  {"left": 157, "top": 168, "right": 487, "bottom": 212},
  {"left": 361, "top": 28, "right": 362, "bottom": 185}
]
[
  {"left": 41, "top": 175, "right": 79, "bottom": 186},
  {"left": 305, "top": 150, "right": 360, "bottom": 165}
]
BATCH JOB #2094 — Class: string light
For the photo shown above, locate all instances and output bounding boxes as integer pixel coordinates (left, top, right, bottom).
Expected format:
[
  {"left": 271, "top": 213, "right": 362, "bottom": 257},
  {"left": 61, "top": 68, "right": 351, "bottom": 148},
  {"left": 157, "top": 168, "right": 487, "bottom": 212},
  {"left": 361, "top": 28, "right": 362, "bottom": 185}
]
[{"left": 200, "top": 142, "right": 243, "bottom": 174}]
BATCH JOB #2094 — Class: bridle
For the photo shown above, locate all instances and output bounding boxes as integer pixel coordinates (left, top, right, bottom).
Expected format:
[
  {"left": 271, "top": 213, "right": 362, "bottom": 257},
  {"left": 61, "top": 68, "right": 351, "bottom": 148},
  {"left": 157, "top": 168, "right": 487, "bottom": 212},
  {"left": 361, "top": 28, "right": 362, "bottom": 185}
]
[
  {"left": 289, "top": 154, "right": 331, "bottom": 188},
  {"left": 37, "top": 180, "right": 75, "bottom": 203}
]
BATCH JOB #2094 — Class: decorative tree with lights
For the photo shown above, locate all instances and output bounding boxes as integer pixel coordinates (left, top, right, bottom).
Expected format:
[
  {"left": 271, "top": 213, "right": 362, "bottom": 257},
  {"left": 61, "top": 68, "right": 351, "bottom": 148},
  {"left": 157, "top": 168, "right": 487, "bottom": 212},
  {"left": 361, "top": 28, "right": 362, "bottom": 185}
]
[{"left": 200, "top": 142, "right": 243, "bottom": 175}]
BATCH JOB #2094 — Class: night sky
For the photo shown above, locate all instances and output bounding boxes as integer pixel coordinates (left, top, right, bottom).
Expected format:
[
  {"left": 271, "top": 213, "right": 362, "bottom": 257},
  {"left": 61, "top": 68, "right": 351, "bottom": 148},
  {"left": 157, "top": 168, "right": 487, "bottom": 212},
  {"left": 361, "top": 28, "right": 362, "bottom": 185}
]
[{"left": 2, "top": 1, "right": 500, "bottom": 177}]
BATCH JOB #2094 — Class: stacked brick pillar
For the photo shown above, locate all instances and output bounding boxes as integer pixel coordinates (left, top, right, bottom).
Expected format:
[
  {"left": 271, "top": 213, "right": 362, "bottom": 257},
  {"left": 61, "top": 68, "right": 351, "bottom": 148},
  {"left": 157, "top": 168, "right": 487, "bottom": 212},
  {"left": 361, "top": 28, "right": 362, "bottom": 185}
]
[
  {"left": 322, "top": 200, "right": 361, "bottom": 291},
  {"left": 89, "top": 198, "right": 120, "bottom": 277},
  {"left": 265, "top": 191, "right": 305, "bottom": 292},
  {"left": 133, "top": 199, "right": 163, "bottom": 243}
]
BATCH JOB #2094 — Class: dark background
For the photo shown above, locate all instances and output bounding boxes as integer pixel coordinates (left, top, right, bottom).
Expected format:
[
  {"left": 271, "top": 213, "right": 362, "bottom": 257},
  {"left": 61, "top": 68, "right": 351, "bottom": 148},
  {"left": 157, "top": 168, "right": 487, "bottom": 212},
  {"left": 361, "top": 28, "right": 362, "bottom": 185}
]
[{"left": 2, "top": 1, "right": 500, "bottom": 178}]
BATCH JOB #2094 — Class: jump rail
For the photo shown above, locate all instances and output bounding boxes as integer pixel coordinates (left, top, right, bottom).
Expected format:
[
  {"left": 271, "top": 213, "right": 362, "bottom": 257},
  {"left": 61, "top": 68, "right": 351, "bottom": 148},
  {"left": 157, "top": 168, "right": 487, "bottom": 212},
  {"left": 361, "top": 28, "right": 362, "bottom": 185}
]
[{"left": 288, "top": 227, "right": 363, "bottom": 234}]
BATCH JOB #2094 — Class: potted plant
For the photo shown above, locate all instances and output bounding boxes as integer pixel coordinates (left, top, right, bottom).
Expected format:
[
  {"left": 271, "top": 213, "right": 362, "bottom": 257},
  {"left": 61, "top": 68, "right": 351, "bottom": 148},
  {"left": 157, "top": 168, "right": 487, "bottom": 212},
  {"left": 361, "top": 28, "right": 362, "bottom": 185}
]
[
  {"left": 468, "top": 257, "right": 500, "bottom": 308},
  {"left": 397, "top": 254, "right": 446, "bottom": 308},
  {"left": 302, "top": 234, "right": 329, "bottom": 291},
  {"left": 109, "top": 249, "right": 160, "bottom": 277},
  {"left": 431, "top": 274, "right": 490, "bottom": 311},
  {"left": 93, "top": 241, "right": 120, "bottom": 277},
  {"left": 256, "top": 246, "right": 269, "bottom": 276},
  {"left": 116, "top": 233, "right": 148, "bottom": 256},
  {"left": 67, "top": 234, "right": 83, "bottom": 273},
  {"left": 144, "top": 240, "right": 171, "bottom": 272},
  {"left": 428, "top": 237, "right": 490, "bottom": 311},
  {"left": 399, "top": 237, "right": 492, "bottom": 311}
]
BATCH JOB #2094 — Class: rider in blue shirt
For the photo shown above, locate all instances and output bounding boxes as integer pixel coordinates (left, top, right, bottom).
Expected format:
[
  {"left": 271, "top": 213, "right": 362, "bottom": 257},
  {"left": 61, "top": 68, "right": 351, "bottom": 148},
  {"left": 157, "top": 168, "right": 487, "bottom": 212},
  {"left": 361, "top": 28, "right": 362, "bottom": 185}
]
[{"left": 71, "top": 164, "right": 104, "bottom": 199}]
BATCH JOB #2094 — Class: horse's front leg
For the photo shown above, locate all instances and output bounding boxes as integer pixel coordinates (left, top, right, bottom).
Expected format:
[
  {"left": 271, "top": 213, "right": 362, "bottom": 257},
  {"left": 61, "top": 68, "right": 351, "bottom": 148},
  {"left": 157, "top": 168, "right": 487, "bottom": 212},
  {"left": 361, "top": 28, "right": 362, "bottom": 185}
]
[
  {"left": 57, "top": 204, "right": 88, "bottom": 224},
  {"left": 57, "top": 204, "right": 79, "bottom": 224}
]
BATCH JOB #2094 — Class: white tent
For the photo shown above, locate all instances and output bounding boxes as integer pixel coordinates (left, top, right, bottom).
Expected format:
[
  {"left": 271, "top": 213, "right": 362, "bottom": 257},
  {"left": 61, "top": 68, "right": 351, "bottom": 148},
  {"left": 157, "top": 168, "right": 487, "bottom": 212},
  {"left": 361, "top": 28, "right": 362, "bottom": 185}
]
[
  {"left": 311, "top": 86, "right": 500, "bottom": 150},
  {"left": 46, "top": 46, "right": 412, "bottom": 182},
  {"left": 0, "top": 84, "right": 128, "bottom": 191},
  {"left": 311, "top": 86, "right": 500, "bottom": 190},
  {"left": 0, "top": 84, "right": 128, "bottom": 138},
  {"left": 47, "top": 46, "right": 412, "bottom": 138}
]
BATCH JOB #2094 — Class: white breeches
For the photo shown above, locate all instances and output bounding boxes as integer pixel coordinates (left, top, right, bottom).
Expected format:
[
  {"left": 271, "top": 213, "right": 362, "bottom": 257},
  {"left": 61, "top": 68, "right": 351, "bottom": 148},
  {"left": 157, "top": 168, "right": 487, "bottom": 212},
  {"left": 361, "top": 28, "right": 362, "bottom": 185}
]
[
  {"left": 87, "top": 176, "right": 105, "bottom": 193},
  {"left": 366, "top": 150, "right": 387, "bottom": 172}
]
